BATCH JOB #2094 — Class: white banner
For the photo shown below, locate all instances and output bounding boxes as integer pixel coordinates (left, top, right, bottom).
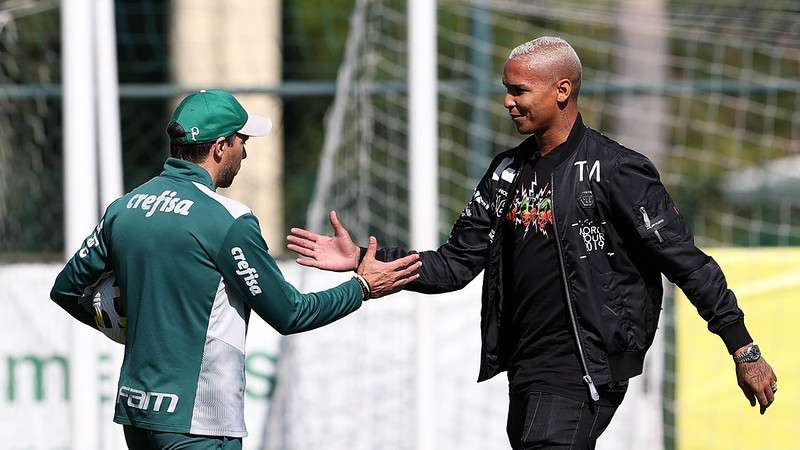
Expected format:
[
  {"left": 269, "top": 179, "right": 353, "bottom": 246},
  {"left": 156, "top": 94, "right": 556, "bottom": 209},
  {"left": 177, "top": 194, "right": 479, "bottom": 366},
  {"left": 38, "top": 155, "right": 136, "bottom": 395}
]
[
  {"left": 2, "top": 263, "right": 662, "bottom": 449},
  {"left": 267, "top": 270, "right": 665, "bottom": 450},
  {"left": 2, "top": 264, "right": 75, "bottom": 450},
  {"left": 0, "top": 263, "right": 282, "bottom": 450}
]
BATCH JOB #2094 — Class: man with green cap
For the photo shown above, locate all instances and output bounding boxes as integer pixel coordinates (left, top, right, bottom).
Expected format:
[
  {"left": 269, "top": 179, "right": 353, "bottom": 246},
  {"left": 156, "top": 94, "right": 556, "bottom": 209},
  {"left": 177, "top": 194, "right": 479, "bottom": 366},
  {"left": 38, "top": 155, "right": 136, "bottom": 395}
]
[{"left": 50, "top": 89, "right": 421, "bottom": 449}]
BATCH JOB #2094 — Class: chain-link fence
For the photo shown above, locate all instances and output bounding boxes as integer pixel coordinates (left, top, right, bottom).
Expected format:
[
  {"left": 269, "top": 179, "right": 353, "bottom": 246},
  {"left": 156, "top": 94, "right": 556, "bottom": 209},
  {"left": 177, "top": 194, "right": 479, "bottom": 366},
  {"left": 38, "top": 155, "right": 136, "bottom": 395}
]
[{"left": 0, "top": 0, "right": 355, "bottom": 260}]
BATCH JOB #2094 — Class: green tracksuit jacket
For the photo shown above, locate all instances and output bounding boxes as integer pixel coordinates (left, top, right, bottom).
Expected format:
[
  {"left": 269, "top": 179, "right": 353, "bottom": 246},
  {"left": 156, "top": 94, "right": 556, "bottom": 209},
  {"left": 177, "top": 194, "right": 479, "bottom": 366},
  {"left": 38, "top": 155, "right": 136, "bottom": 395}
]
[{"left": 51, "top": 157, "right": 363, "bottom": 437}]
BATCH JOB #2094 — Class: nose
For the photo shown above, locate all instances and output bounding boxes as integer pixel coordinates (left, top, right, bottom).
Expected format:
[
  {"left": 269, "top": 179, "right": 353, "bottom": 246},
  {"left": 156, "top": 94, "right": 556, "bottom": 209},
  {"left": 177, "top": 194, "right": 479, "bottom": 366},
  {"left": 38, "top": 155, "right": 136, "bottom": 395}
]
[
  {"left": 504, "top": 93, "right": 515, "bottom": 111},
  {"left": 242, "top": 148, "right": 247, "bottom": 160}
]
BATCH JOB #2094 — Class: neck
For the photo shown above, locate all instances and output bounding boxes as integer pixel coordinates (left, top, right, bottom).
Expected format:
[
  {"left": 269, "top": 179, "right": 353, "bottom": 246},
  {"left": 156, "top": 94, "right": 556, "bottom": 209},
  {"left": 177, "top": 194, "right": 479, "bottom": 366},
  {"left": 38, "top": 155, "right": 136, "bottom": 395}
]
[
  {"left": 196, "top": 160, "right": 219, "bottom": 188},
  {"left": 534, "top": 108, "right": 578, "bottom": 156}
]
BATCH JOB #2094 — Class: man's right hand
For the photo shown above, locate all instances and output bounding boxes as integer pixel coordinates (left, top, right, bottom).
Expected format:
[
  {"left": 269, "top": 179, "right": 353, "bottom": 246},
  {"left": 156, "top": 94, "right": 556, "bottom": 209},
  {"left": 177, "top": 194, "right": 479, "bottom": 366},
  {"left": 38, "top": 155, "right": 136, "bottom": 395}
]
[
  {"left": 734, "top": 345, "right": 778, "bottom": 415},
  {"left": 287, "top": 210, "right": 360, "bottom": 272},
  {"left": 358, "top": 236, "right": 421, "bottom": 298}
]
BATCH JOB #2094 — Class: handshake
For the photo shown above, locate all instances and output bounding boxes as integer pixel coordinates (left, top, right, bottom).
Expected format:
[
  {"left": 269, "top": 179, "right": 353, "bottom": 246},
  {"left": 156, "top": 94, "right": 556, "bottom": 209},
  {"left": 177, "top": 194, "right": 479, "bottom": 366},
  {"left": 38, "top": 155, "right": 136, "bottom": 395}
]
[{"left": 287, "top": 210, "right": 422, "bottom": 299}]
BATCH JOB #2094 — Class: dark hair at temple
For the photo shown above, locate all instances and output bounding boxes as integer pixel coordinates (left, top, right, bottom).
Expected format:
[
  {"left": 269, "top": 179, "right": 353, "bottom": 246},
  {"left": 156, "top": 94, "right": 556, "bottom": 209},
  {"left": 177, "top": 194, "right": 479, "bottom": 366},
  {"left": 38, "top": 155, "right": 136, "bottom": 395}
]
[{"left": 166, "top": 121, "right": 236, "bottom": 163}]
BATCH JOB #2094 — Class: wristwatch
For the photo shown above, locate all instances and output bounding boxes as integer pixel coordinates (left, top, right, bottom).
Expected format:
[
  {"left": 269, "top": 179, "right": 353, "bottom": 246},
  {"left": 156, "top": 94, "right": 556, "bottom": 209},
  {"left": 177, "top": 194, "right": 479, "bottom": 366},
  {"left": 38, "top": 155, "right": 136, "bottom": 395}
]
[{"left": 733, "top": 344, "right": 761, "bottom": 364}]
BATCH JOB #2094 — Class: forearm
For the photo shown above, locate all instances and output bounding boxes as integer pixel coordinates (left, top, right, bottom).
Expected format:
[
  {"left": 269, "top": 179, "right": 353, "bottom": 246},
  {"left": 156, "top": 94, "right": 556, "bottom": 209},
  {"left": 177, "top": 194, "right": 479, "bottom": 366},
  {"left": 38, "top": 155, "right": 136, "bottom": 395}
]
[
  {"left": 52, "top": 296, "right": 97, "bottom": 329},
  {"left": 49, "top": 213, "right": 114, "bottom": 329},
  {"left": 50, "top": 270, "right": 98, "bottom": 329},
  {"left": 611, "top": 152, "right": 752, "bottom": 353},
  {"left": 358, "top": 245, "right": 484, "bottom": 293},
  {"left": 222, "top": 214, "right": 363, "bottom": 334},
  {"left": 670, "top": 253, "right": 752, "bottom": 353},
  {"left": 641, "top": 220, "right": 752, "bottom": 353},
  {"left": 254, "top": 278, "right": 363, "bottom": 335}
]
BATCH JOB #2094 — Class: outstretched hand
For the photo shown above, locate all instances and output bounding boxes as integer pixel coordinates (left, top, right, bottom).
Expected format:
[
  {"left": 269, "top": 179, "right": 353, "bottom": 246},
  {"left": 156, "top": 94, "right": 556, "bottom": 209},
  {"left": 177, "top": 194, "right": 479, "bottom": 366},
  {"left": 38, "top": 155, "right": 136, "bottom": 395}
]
[
  {"left": 287, "top": 211, "right": 360, "bottom": 272},
  {"left": 358, "top": 236, "right": 421, "bottom": 298},
  {"left": 735, "top": 353, "right": 778, "bottom": 415}
]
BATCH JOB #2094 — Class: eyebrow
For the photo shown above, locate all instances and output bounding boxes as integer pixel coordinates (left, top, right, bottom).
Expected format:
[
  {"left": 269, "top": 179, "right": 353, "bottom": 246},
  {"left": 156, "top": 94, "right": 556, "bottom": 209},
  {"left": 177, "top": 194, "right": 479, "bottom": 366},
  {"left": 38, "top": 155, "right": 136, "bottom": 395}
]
[{"left": 502, "top": 81, "right": 528, "bottom": 89}]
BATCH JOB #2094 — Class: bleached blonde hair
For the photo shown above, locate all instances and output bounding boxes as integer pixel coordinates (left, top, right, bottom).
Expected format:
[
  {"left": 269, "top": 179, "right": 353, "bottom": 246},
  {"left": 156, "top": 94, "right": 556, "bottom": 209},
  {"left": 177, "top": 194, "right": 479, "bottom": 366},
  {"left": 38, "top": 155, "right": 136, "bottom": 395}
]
[{"left": 508, "top": 36, "right": 582, "bottom": 98}]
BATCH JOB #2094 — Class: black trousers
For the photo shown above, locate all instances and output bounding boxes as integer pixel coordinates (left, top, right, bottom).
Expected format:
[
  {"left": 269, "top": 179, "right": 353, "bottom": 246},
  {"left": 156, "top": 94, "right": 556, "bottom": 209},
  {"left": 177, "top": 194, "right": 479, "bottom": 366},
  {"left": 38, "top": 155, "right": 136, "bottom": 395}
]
[{"left": 506, "top": 391, "right": 621, "bottom": 450}]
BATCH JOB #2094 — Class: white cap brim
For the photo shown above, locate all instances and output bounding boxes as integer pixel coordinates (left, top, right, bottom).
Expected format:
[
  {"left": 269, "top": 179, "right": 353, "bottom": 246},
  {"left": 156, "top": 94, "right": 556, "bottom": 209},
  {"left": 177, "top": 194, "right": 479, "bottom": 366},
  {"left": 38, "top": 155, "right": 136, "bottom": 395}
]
[{"left": 238, "top": 114, "right": 272, "bottom": 137}]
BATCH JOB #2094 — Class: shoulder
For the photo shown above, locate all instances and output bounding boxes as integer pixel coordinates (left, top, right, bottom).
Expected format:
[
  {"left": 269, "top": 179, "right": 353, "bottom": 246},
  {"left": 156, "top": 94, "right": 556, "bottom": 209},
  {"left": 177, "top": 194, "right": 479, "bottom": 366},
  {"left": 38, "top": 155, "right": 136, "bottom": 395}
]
[
  {"left": 104, "top": 195, "right": 128, "bottom": 214},
  {"left": 491, "top": 145, "right": 520, "bottom": 166},
  {"left": 98, "top": 196, "right": 127, "bottom": 232},
  {"left": 190, "top": 182, "right": 252, "bottom": 220},
  {"left": 486, "top": 139, "right": 528, "bottom": 182},
  {"left": 583, "top": 126, "right": 655, "bottom": 170}
]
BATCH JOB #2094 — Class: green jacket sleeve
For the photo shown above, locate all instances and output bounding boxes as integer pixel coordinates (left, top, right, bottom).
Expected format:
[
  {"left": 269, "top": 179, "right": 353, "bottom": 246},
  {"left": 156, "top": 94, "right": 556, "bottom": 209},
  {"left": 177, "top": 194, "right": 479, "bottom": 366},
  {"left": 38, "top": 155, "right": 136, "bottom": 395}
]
[
  {"left": 50, "top": 211, "right": 115, "bottom": 329},
  {"left": 216, "top": 214, "right": 362, "bottom": 335}
]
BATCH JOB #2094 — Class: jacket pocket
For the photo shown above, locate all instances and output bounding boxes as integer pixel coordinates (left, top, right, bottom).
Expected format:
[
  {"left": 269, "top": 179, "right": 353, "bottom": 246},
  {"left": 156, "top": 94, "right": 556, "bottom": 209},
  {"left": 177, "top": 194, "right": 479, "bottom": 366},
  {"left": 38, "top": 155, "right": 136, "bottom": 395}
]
[{"left": 634, "top": 201, "right": 686, "bottom": 246}]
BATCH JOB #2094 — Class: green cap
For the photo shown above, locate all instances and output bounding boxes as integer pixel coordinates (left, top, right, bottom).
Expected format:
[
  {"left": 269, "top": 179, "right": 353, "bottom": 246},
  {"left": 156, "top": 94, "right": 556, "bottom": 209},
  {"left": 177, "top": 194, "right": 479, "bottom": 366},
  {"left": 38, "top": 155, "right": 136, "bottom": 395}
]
[{"left": 168, "top": 89, "right": 272, "bottom": 144}]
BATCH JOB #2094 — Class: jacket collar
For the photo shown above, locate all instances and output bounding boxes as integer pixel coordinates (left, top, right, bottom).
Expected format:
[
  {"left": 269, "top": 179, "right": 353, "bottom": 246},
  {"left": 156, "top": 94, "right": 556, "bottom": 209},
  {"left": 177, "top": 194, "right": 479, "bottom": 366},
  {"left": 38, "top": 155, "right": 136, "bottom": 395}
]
[
  {"left": 519, "top": 113, "right": 586, "bottom": 167},
  {"left": 160, "top": 157, "right": 216, "bottom": 191}
]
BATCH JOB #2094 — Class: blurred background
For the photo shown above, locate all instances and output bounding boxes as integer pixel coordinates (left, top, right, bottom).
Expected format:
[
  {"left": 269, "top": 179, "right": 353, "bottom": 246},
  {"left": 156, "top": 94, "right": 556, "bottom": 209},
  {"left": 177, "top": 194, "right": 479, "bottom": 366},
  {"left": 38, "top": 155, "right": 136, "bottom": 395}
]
[{"left": 1, "top": 0, "right": 798, "bottom": 449}]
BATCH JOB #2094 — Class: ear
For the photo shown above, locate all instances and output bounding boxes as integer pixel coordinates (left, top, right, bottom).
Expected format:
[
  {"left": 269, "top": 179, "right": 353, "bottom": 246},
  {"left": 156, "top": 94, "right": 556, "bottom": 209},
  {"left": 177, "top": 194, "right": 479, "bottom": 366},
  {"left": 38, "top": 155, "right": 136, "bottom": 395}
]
[
  {"left": 556, "top": 78, "right": 572, "bottom": 103},
  {"left": 212, "top": 137, "right": 226, "bottom": 162}
]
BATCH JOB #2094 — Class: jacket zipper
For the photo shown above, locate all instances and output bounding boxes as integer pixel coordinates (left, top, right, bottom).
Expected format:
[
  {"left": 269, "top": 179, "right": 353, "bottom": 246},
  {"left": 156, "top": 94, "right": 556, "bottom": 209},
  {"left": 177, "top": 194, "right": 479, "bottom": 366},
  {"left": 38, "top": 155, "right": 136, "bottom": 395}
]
[
  {"left": 550, "top": 174, "right": 600, "bottom": 401},
  {"left": 639, "top": 206, "right": 664, "bottom": 242}
]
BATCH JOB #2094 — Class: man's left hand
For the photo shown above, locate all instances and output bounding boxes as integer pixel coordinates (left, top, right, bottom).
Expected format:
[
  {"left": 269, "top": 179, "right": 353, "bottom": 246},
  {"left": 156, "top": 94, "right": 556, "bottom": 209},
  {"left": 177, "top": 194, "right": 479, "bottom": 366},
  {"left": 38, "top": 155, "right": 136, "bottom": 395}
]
[
  {"left": 287, "top": 210, "right": 360, "bottom": 272},
  {"left": 735, "top": 347, "right": 777, "bottom": 415}
]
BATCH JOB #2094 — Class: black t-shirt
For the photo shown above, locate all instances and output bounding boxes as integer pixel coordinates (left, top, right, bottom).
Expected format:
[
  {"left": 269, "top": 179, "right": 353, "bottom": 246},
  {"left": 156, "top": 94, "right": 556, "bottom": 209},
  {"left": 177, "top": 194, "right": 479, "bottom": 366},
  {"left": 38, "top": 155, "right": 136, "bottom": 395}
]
[
  {"left": 501, "top": 115, "right": 625, "bottom": 406},
  {"left": 502, "top": 145, "right": 588, "bottom": 402}
]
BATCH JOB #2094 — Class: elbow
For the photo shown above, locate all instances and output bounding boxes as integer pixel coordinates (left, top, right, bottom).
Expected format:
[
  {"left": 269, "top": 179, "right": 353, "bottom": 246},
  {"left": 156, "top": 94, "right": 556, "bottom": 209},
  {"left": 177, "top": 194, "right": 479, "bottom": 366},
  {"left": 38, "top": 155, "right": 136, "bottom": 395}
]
[
  {"left": 50, "top": 269, "right": 69, "bottom": 303},
  {"left": 273, "top": 310, "right": 301, "bottom": 336},
  {"left": 416, "top": 271, "right": 474, "bottom": 294},
  {"left": 275, "top": 325, "right": 303, "bottom": 336},
  {"left": 271, "top": 317, "right": 293, "bottom": 335},
  {"left": 274, "top": 326, "right": 291, "bottom": 336},
  {"left": 451, "top": 277, "right": 472, "bottom": 291},
  {"left": 50, "top": 284, "right": 64, "bottom": 304}
]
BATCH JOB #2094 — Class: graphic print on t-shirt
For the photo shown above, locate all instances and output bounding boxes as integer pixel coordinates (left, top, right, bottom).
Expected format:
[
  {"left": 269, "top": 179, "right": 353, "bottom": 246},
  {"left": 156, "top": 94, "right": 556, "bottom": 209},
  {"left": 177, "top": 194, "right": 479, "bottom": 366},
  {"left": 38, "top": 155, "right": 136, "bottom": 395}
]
[{"left": 505, "top": 171, "right": 553, "bottom": 239}]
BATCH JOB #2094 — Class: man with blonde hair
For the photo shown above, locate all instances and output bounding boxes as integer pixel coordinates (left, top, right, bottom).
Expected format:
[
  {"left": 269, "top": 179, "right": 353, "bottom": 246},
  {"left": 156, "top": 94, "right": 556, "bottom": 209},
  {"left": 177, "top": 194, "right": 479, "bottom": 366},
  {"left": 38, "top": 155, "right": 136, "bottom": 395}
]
[{"left": 288, "top": 37, "right": 777, "bottom": 449}]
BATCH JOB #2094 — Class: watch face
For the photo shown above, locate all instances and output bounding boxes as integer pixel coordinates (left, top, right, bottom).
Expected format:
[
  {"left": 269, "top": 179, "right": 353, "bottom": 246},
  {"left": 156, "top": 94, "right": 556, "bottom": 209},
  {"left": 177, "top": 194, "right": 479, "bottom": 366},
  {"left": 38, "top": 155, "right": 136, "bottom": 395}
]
[{"left": 734, "top": 344, "right": 761, "bottom": 363}]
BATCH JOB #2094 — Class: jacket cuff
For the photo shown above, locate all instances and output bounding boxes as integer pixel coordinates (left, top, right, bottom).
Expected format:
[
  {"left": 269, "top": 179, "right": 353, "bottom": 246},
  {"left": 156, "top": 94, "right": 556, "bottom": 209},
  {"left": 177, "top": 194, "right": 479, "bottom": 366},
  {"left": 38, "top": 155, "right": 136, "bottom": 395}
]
[
  {"left": 357, "top": 246, "right": 367, "bottom": 266},
  {"left": 717, "top": 320, "right": 753, "bottom": 354}
]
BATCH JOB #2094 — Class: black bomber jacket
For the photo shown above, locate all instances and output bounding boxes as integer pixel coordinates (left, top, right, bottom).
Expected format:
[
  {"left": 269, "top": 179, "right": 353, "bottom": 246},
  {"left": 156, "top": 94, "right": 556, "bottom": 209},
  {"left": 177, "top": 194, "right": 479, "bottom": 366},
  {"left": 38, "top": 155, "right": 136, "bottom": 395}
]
[{"left": 375, "top": 115, "right": 752, "bottom": 399}]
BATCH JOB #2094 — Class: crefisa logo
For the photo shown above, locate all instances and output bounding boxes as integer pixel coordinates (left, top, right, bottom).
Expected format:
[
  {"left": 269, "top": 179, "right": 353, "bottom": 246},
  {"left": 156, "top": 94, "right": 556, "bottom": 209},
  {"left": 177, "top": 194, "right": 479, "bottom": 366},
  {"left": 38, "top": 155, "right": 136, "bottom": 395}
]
[
  {"left": 126, "top": 190, "right": 195, "bottom": 217},
  {"left": 231, "top": 247, "right": 263, "bottom": 296}
]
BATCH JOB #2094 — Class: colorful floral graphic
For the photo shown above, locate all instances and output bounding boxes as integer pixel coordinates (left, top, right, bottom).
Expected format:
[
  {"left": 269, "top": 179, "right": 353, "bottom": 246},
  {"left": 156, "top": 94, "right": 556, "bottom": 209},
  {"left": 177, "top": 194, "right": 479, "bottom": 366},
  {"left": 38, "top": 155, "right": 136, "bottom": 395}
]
[{"left": 506, "top": 180, "right": 553, "bottom": 238}]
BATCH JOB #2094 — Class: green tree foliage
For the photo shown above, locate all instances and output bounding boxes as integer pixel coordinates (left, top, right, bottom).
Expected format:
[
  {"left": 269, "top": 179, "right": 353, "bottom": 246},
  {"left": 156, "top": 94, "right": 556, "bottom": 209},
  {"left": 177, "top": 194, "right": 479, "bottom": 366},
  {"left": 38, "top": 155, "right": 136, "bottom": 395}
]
[{"left": 283, "top": 0, "right": 355, "bottom": 230}]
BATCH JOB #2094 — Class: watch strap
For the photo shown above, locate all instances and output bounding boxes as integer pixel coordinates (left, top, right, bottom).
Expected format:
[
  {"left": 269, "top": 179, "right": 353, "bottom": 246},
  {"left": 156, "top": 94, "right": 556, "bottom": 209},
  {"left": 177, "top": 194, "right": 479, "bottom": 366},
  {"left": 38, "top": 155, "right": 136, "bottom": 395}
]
[{"left": 733, "top": 344, "right": 760, "bottom": 363}]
